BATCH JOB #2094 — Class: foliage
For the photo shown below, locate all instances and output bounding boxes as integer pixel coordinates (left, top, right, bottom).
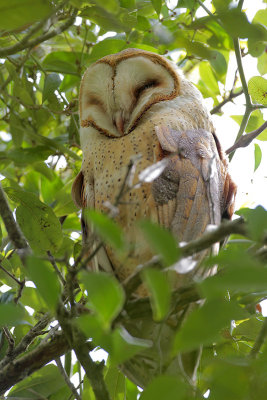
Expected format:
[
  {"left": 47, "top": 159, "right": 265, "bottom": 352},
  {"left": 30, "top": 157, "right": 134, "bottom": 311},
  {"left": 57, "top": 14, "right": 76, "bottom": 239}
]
[{"left": 0, "top": 0, "right": 267, "bottom": 399}]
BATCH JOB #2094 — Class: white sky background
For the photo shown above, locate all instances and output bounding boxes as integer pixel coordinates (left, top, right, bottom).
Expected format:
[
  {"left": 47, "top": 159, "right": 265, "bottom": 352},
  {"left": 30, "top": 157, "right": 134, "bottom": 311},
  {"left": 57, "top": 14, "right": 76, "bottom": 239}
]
[{"left": 197, "top": 0, "right": 267, "bottom": 211}]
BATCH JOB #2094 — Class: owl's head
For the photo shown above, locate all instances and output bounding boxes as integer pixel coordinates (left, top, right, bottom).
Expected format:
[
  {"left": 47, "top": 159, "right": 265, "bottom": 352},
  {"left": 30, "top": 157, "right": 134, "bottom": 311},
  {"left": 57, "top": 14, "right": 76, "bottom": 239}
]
[{"left": 79, "top": 49, "right": 180, "bottom": 142}]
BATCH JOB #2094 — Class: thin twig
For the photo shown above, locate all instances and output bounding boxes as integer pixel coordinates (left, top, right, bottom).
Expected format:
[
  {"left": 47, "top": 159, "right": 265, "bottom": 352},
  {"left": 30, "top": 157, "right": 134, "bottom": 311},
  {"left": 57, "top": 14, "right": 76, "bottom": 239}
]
[
  {"left": 47, "top": 251, "right": 66, "bottom": 285},
  {"left": 226, "top": 121, "right": 267, "bottom": 155},
  {"left": 210, "top": 89, "right": 243, "bottom": 114},
  {"left": 55, "top": 357, "right": 82, "bottom": 400},
  {"left": 2, "top": 327, "right": 15, "bottom": 357},
  {"left": 0, "top": 313, "right": 52, "bottom": 369}
]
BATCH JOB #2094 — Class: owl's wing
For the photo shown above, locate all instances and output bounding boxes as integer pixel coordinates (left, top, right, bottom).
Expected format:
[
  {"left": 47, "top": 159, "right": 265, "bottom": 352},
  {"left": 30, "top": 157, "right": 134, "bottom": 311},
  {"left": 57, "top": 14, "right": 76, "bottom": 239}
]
[{"left": 152, "top": 126, "right": 236, "bottom": 242}]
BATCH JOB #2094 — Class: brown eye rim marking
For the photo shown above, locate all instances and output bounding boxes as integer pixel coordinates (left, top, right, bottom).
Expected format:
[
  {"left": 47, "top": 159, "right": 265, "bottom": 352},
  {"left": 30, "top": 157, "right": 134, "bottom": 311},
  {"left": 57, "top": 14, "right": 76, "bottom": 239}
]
[
  {"left": 86, "top": 95, "right": 104, "bottom": 108},
  {"left": 134, "top": 79, "right": 160, "bottom": 99}
]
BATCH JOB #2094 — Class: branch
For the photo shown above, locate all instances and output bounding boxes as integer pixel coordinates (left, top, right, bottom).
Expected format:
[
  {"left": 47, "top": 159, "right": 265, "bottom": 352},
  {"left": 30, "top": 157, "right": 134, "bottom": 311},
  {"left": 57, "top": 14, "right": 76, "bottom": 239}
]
[
  {"left": 210, "top": 89, "right": 243, "bottom": 115},
  {"left": 0, "top": 8, "right": 78, "bottom": 57},
  {"left": 55, "top": 357, "right": 82, "bottom": 400},
  {"left": 0, "top": 313, "right": 51, "bottom": 369},
  {"left": 57, "top": 304, "right": 111, "bottom": 400},
  {"left": 180, "top": 218, "right": 246, "bottom": 257},
  {"left": 0, "top": 331, "right": 70, "bottom": 395},
  {"left": 226, "top": 121, "right": 267, "bottom": 155},
  {"left": 0, "top": 183, "right": 29, "bottom": 253},
  {"left": 123, "top": 218, "right": 247, "bottom": 297}
]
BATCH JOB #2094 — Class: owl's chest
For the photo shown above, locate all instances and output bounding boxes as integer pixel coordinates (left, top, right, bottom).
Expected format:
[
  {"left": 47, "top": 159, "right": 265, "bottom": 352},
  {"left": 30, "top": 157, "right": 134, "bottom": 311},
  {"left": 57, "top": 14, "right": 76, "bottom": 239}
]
[{"left": 88, "top": 122, "right": 163, "bottom": 232}]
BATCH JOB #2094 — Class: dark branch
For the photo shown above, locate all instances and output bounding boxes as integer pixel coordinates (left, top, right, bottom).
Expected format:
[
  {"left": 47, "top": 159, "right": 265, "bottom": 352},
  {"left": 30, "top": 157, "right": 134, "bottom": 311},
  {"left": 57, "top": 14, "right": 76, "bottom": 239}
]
[
  {"left": 0, "top": 331, "right": 70, "bottom": 395},
  {"left": 226, "top": 121, "right": 267, "bottom": 155},
  {"left": 0, "top": 183, "right": 29, "bottom": 252}
]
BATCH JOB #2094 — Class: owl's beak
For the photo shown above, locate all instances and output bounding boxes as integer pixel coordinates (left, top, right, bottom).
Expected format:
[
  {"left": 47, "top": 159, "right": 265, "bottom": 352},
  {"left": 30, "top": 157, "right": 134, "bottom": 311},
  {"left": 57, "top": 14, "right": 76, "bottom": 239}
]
[{"left": 114, "top": 112, "right": 124, "bottom": 135}]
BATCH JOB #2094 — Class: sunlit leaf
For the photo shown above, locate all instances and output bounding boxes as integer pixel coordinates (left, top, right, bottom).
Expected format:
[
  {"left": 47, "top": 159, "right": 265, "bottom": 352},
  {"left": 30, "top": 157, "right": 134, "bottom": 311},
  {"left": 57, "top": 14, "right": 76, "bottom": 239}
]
[
  {"left": 248, "top": 76, "right": 267, "bottom": 105},
  {"left": 5, "top": 187, "right": 63, "bottom": 253},
  {"left": 254, "top": 143, "right": 262, "bottom": 171}
]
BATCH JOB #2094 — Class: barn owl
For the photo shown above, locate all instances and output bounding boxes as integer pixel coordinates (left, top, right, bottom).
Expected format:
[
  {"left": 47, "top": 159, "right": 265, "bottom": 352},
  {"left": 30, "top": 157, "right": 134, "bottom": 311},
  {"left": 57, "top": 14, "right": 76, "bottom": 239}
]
[
  {"left": 72, "top": 48, "right": 236, "bottom": 387},
  {"left": 72, "top": 48, "right": 236, "bottom": 286}
]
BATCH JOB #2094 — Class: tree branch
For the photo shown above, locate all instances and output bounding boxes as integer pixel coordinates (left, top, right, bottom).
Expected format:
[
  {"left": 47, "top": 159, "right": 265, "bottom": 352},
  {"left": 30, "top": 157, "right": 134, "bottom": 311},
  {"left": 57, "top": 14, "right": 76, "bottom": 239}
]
[
  {"left": 0, "top": 183, "right": 29, "bottom": 253},
  {"left": 0, "top": 313, "right": 51, "bottom": 370},
  {"left": 210, "top": 89, "right": 243, "bottom": 115},
  {"left": 226, "top": 121, "right": 267, "bottom": 155},
  {"left": 123, "top": 218, "right": 247, "bottom": 297},
  {"left": 0, "top": 331, "right": 70, "bottom": 395},
  {"left": 57, "top": 304, "right": 111, "bottom": 400},
  {"left": 0, "top": 8, "right": 78, "bottom": 57}
]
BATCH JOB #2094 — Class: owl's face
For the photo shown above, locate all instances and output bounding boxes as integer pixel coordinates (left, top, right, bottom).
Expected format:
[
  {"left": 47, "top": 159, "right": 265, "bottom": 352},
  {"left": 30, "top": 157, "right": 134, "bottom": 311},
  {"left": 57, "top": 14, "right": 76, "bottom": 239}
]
[{"left": 79, "top": 49, "right": 180, "bottom": 144}]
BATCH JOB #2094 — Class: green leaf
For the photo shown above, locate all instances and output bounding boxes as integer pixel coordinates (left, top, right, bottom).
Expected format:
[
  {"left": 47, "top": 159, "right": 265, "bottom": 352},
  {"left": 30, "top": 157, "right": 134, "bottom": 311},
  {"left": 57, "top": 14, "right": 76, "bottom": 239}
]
[
  {"left": 139, "top": 220, "right": 180, "bottom": 266},
  {"left": 111, "top": 327, "right": 151, "bottom": 365},
  {"left": 212, "top": 0, "right": 231, "bottom": 11},
  {"left": 140, "top": 375, "right": 190, "bottom": 400},
  {"left": 254, "top": 143, "right": 262, "bottom": 172},
  {"left": 27, "top": 256, "right": 61, "bottom": 311},
  {"left": 85, "top": 209, "right": 126, "bottom": 252},
  {"left": 93, "top": 0, "right": 120, "bottom": 13},
  {"left": 89, "top": 39, "right": 126, "bottom": 61},
  {"left": 9, "top": 113, "right": 24, "bottom": 147},
  {"left": 173, "top": 299, "right": 247, "bottom": 352},
  {"left": 258, "top": 52, "right": 267, "bottom": 75},
  {"left": 8, "top": 365, "right": 70, "bottom": 398},
  {"left": 42, "top": 52, "right": 89, "bottom": 75},
  {"left": 236, "top": 206, "right": 267, "bottom": 241},
  {"left": 199, "top": 61, "right": 220, "bottom": 96},
  {"left": 105, "top": 365, "right": 125, "bottom": 400},
  {"left": 150, "top": 0, "right": 161, "bottom": 16},
  {"left": 0, "top": 303, "right": 27, "bottom": 327},
  {"left": 0, "top": 0, "right": 52, "bottom": 31},
  {"left": 233, "top": 317, "right": 263, "bottom": 341},
  {"left": 5, "top": 187, "right": 63, "bottom": 253},
  {"left": 231, "top": 110, "right": 266, "bottom": 138},
  {"left": 3, "top": 146, "right": 52, "bottom": 166},
  {"left": 42, "top": 73, "right": 62, "bottom": 103},
  {"left": 80, "top": 271, "right": 125, "bottom": 327},
  {"left": 248, "top": 76, "right": 267, "bottom": 105},
  {"left": 142, "top": 268, "right": 171, "bottom": 321}
]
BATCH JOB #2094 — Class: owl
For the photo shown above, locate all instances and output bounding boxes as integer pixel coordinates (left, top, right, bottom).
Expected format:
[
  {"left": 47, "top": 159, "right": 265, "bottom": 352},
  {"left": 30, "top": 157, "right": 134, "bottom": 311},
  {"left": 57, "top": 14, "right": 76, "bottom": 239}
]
[
  {"left": 72, "top": 48, "right": 236, "bottom": 388},
  {"left": 72, "top": 48, "right": 236, "bottom": 286}
]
